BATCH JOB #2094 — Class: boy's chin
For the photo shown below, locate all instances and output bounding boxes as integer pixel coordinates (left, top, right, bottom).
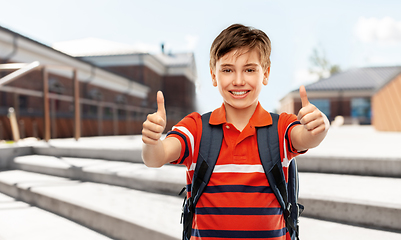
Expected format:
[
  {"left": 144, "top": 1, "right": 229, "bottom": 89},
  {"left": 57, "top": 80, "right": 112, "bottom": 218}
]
[{"left": 224, "top": 101, "right": 258, "bottom": 110}]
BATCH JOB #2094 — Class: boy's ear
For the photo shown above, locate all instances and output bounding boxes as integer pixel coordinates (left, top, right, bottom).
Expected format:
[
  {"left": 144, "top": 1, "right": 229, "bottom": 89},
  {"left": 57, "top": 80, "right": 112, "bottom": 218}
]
[
  {"left": 210, "top": 68, "right": 217, "bottom": 87},
  {"left": 263, "top": 66, "right": 271, "bottom": 85}
]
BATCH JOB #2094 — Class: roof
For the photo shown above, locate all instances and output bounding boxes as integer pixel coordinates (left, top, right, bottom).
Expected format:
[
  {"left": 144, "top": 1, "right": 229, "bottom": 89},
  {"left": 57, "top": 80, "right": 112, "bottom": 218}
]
[
  {"left": 0, "top": 25, "right": 149, "bottom": 98},
  {"left": 301, "top": 66, "right": 401, "bottom": 92},
  {"left": 52, "top": 38, "right": 146, "bottom": 57},
  {"left": 0, "top": 25, "right": 98, "bottom": 68},
  {"left": 154, "top": 52, "right": 194, "bottom": 67},
  {"left": 53, "top": 38, "right": 195, "bottom": 67}
]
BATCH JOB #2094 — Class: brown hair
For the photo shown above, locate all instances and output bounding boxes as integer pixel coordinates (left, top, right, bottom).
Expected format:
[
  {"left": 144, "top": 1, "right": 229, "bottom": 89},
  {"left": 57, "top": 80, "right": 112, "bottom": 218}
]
[{"left": 210, "top": 24, "right": 271, "bottom": 71}]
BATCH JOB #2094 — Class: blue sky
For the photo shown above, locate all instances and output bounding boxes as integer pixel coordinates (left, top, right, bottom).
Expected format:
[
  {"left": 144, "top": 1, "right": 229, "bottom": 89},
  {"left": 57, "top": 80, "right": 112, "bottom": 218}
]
[{"left": 1, "top": 0, "right": 401, "bottom": 113}]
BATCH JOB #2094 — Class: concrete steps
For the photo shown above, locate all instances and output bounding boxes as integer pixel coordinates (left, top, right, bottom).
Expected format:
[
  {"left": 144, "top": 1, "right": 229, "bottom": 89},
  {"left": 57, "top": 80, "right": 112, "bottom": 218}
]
[
  {"left": 7, "top": 154, "right": 401, "bottom": 233},
  {"left": 297, "top": 154, "right": 401, "bottom": 177},
  {"left": 1, "top": 167, "right": 401, "bottom": 240},
  {"left": 11, "top": 155, "right": 184, "bottom": 196},
  {"left": 299, "top": 217, "right": 401, "bottom": 240},
  {"left": 0, "top": 170, "right": 182, "bottom": 240},
  {"left": 299, "top": 172, "right": 401, "bottom": 231},
  {"left": 0, "top": 130, "right": 400, "bottom": 240},
  {"left": 0, "top": 192, "right": 113, "bottom": 240},
  {"left": 29, "top": 135, "right": 144, "bottom": 163}
]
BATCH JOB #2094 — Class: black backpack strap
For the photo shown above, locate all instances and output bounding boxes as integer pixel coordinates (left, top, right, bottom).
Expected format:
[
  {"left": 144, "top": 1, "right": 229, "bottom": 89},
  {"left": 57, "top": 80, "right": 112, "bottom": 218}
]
[
  {"left": 257, "top": 113, "right": 286, "bottom": 207},
  {"left": 288, "top": 158, "right": 303, "bottom": 240},
  {"left": 182, "top": 112, "right": 223, "bottom": 240},
  {"left": 257, "top": 113, "right": 300, "bottom": 239},
  {"left": 191, "top": 112, "right": 223, "bottom": 204}
]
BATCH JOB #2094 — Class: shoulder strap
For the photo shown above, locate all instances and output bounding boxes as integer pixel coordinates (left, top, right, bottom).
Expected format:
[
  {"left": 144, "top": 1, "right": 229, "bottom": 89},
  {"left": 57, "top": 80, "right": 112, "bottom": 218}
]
[
  {"left": 257, "top": 113, "right": 288, "bottom": 209},
  {"left": 257, "top": 113, "right": 301, "bottom": 240},
  {"left": 191, "top": 112, "right": 223, "bottom": 206},
  {"left": 182, "top": 112, "right": 223, "bottom": 240}
]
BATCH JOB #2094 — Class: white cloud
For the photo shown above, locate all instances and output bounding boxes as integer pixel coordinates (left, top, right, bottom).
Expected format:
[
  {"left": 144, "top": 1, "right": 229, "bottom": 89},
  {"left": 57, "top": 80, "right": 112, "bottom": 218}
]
[{"left": 355, "top": 17, "right": 401, "bottom": 44}]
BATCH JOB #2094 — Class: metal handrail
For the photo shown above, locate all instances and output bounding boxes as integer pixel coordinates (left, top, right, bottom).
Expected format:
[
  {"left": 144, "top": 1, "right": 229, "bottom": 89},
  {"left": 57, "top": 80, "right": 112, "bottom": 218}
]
[
  {"left": 0, "top": 61, "right": 80, "bottom": 141},
  {"left": 7, "top": 107, "right": 20, "bottom": 141},
  {"left": 0, "top": 61, "right": 40, "bottom": 86}
]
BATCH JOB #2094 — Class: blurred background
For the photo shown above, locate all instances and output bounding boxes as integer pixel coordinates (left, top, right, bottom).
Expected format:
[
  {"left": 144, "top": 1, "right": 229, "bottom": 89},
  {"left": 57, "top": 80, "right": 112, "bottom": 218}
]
[
  {"left": 0, "top": 0, "right": 400, "bottom": 140},
  {"left": 0, "top": 1, "right": 400, "bottom": 240}
]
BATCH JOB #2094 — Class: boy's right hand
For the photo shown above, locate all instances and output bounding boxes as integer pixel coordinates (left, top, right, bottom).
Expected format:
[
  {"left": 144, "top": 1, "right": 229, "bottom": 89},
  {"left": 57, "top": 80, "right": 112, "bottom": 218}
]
[{"left": 142, "top": 91, "right": 166, "bottom": 145}]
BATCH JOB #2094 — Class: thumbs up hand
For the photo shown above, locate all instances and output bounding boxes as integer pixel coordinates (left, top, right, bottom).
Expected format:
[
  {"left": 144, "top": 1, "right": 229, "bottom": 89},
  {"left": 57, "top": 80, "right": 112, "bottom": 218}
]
[
  {"left": 142, "top": 91, "right": 167, "bottom": 145},
  {"left": 297, "top": 86, "right": 329, "bottom": 136}
]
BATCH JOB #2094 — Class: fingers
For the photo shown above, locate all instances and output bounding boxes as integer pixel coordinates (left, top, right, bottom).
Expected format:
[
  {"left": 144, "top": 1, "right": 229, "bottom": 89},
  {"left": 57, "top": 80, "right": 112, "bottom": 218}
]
[
  {"left": 157, "top": 91, "right": 166, "bottom": 120},
  {"left": 296, "top": 85, "right": 330, "bottom": 144},
  {"left": 142, "top": 91, "right": 167, "bottom": 145},
  {"left": 297, "top": 100, "right": 328, "bottom": 135},
  {"left": 299, "top": 85, "right": 309, "bottom": 108},
  {"left": 142, "top": 112, "right": 166, "bottom": 144},
  {"left": 300, "top": 110, "right": 324, "bottom": 131}
]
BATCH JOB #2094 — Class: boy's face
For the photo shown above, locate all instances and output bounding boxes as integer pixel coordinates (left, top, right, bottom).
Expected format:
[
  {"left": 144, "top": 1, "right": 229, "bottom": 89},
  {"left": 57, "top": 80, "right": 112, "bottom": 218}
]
[{"left": 210, "top": 48, "right": 270, "bottom": 112}]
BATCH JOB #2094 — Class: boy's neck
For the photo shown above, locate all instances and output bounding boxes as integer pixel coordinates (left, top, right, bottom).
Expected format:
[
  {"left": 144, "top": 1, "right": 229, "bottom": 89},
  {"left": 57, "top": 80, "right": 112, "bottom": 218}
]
[{"left": 224, "top": 102, "right": 258, "bottom": 132}]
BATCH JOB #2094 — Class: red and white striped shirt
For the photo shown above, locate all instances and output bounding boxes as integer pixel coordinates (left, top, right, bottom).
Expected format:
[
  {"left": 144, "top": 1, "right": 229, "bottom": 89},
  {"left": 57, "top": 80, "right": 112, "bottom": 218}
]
[{"left": 167, "top": 103, "right": 303, "bottom": 240}]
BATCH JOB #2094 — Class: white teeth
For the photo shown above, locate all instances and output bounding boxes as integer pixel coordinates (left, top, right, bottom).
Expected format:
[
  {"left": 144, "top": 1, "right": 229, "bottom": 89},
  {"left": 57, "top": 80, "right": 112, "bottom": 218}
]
[{"left": 231, "top": 91, "right": 248, "bottom": 96}]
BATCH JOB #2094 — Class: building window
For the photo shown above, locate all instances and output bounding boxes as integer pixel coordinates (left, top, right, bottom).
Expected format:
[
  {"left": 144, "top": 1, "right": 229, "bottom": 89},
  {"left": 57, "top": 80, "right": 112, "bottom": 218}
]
[
  {"left": 49, "top": 77, "right": 65, "bottom": 94},
  {"left": 89, "top": 105, "right": 98, "bottom": 116},
  {"left": 310, "top": 99, "right": 330, "bottom": 119},
  {"left": 104, "top": 107, "right": 113, "bottom": 119},
  {"left": 118, "top": 109, "right": 126, "bottom": 119},
  {"left": 19, "top": 95, "right": 28, "bottom": 110},
  {"left": 351, "top": 98, "right": 371, "bottom": 124},
  {"left": 88, "top": 88, "right": 103, "bottom": 101}
]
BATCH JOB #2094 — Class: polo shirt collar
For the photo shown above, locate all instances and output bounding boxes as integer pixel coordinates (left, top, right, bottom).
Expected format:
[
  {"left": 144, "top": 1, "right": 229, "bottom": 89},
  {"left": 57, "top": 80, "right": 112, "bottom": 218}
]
[{"left": 209, "top": 102, "right": 273, "bottom": 127}]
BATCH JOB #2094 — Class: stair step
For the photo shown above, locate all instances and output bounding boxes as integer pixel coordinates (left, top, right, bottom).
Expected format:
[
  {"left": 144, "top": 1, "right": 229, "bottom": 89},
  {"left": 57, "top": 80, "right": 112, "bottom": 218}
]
[
  {"left": 31, "top": 135, "right": 143, "bottom": 162},
  {"left": 299, "top": 173, "right": 401, "bottom": 232},
  {"left": 299, "top": 217, "right": 401, "bottom": 240},
  {"left": 296, "top": 125, "right": 401, "bottom": 177},
  {"left": 10, "top": 155, "right": 401, "bottom": 232},
  {"left": 0, "top": 170, "right": 400, "bottom": 240},
  {"left": 12, "top": 155, "right": 185, "bottom": 196},
  {"left": 0, "top": 192, "right": 113, "bottom": 240},
  {"left": 0, "top": 170, "right": 182, "bottom": 240},
  {"left": 296, "top": 154, "right": 401, "bottom": 177}
]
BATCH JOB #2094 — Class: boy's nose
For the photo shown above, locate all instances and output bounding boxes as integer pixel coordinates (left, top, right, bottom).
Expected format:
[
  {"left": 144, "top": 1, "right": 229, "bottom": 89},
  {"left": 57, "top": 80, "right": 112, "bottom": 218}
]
[{"left": 232, "top": 73, "right": 245, "bottom": 86}]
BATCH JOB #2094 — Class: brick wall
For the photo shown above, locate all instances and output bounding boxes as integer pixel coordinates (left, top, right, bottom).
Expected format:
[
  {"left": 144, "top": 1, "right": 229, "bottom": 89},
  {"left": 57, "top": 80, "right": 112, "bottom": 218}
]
[
  {"left": 105, "top": 65, "right": 163, "bottom": 109},
  {"left": 0, "top": 67, "right": 150, "bottom": 140}
]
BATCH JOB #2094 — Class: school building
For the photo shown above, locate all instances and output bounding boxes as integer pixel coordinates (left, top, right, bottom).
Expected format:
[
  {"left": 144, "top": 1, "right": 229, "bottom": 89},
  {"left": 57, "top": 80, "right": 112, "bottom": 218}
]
[
  {"left": 280, "top": 66, "right": 401, "bottom": 131},
  {"left": 0, "top": 25, "right": 196, "bottom": 140}
]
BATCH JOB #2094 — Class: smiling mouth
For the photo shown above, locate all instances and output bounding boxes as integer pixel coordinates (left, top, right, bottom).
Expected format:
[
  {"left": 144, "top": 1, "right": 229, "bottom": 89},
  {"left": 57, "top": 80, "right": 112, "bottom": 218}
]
[{"left": 230, "top": 90, "right": 250, "bottom": 96}]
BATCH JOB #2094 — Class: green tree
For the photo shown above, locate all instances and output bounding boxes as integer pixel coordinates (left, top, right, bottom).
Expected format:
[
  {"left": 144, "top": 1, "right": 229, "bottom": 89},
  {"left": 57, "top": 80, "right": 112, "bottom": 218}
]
[{"left": 309, "top": 47, "right": 341, "bottom": 79}]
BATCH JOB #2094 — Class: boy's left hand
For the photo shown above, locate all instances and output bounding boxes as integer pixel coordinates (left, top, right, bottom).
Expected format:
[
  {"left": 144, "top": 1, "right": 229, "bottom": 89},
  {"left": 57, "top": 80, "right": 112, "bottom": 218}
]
[{"left": 297, "top": 85, "right": 330, "bottom": 136}]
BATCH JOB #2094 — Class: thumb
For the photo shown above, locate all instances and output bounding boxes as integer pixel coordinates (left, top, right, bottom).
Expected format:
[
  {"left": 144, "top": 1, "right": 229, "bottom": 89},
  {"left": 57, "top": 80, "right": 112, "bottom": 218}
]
[
  {"left": 157, "top": 91, "right": 166, "bottom": 120},
  {"left": 299, "top": 85, "right": 309, "bottom": 107}
]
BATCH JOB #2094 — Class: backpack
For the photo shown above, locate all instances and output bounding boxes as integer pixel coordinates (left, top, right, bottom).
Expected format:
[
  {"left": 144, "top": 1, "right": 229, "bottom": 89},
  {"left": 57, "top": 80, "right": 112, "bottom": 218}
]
[{"left": 180, "top": 112, "right": 304, "bottom": 240}]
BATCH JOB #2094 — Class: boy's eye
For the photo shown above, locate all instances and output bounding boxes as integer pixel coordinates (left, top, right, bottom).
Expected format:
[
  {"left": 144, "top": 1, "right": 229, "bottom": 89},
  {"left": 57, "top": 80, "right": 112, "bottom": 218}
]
[
  {"left": 222, "top": 69, "right": 232, "bottom": 73},
  {"left": 245, "top": 68, "right": 256, "bottom": 72}
]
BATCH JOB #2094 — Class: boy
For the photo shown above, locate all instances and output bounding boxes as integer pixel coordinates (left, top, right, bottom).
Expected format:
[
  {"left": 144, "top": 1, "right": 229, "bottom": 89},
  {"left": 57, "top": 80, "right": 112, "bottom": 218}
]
[{"left": 142, "top": 24, "right": 329, "bottom": 240}]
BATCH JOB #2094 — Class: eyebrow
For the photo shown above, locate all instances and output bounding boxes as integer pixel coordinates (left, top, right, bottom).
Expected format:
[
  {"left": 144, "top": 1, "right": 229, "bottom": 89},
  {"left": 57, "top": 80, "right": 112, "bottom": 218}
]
[
  {"left": 219, "top": 63, "right": 259, "bottom": 68},
  {"left": 219, "top": 64, "right": 234, "bottom": 68},
  {"left": 244, "top": 63, "right": 259, "bottom": 67}
]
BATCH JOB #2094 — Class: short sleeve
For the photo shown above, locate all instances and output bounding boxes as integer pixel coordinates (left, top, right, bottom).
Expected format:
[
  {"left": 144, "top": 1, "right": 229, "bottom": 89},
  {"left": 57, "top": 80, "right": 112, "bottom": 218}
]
[
  {"left": 166, "top": 112, "right": 201, "bottom": 168},
  {"left": 278, "top": 112, "right": 307, "bottom": 166}
]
